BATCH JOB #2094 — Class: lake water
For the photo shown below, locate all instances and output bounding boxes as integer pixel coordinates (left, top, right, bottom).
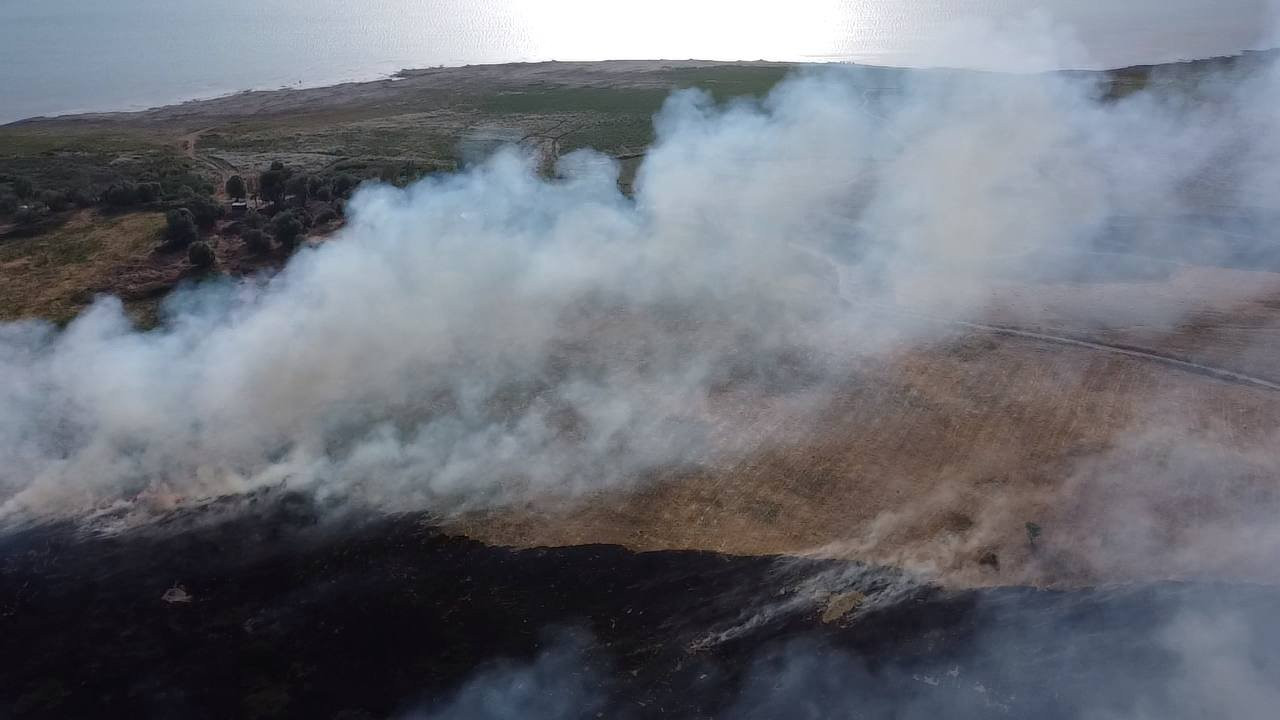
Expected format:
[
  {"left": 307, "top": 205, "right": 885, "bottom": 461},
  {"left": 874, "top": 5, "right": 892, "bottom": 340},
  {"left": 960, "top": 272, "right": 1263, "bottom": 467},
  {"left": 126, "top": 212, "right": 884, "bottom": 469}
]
[{"left": 1, "top": 0, "right": 1276, "bottom": 123}]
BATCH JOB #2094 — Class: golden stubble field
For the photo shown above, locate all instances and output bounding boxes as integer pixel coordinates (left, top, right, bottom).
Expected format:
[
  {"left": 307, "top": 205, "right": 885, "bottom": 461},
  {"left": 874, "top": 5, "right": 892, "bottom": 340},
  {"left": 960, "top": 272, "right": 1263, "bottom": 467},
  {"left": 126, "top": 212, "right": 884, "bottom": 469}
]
[{"left": 449, "top": 262, "right": 1280, "bottom": 589}]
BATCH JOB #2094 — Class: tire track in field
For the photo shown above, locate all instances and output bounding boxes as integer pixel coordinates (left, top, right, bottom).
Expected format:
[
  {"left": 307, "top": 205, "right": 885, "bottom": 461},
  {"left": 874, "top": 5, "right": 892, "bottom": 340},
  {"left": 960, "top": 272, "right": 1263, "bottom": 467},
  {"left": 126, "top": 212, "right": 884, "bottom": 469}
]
[
  {"left": 790, "top": 241, "right": 1280, "bottom": 393},
  {"left": 882, "top": 306, "right": 1280, "bottom": 393}
]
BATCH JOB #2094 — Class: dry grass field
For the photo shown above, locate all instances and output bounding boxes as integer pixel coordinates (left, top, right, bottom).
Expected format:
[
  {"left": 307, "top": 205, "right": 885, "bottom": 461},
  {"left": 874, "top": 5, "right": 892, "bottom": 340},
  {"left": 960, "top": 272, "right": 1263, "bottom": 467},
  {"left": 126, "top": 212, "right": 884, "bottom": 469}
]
[
  {"left": 0, "top": 210, "right": 169, "bottom": 324},
  {"left": 449, "top": 264, "right": 1280, "bottom": 589}
]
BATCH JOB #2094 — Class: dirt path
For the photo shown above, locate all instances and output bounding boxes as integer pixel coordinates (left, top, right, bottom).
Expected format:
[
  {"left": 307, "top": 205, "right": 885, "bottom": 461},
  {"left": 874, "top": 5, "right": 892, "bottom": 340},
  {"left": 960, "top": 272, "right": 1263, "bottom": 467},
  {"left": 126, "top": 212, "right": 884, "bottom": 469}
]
[{"left": 177, "top": 127, "right": 238, "bottom": 197}]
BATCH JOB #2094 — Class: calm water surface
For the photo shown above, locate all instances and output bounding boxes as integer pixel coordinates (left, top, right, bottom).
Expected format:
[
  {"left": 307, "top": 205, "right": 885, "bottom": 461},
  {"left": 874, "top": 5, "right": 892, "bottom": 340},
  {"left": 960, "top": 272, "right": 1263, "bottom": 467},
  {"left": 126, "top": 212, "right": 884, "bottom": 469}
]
[{"left": 0, "top": 0, "right": 1275, "bottom": 123}]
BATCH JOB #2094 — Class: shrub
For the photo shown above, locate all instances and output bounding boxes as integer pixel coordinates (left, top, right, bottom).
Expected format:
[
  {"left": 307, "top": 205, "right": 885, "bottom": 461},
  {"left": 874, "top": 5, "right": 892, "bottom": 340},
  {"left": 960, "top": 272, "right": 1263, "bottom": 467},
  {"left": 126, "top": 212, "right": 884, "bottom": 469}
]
[
  {"left": 272, "top": 212, "right": 304, "bottom": 251},
  {"left": 160, "top": 174, "right": 212, "bottom": 199},
  {"left": 11, "top": 177, "right": 34, "bottom": 200},
  {"left": 242, "top": 209, "right": 265, "bottom": 229},
  {"left": 103, "top": 183, "right": 139, "bottom": 207},
  {"left": 187, "top": 241, "right": 215, "bottom": 269},
  {"left": 243, "top": 228, "right": 272, "bottom": 254},
  {"left": 165, "top": 208, "right": 198, "bottom": 246},
  {"left": 314, "top": 208, "right": 338, "bottom": 225},
  {"left": 38, "top": 189, "right": 70, "bottom": 212},
  {"left": 14, "top": 203, "right": 48, "bottom": 225},
  {"left": 135, "top": 182, "right": 161, "bottom": 203}
]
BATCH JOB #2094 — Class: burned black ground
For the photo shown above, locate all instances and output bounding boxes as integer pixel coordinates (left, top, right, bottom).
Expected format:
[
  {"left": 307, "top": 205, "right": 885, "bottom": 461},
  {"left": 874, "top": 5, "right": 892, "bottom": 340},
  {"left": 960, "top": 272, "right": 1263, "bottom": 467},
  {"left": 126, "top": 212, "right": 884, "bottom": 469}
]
[{"left": 3, "top": 492, "right": 1279, "bottom": 718}]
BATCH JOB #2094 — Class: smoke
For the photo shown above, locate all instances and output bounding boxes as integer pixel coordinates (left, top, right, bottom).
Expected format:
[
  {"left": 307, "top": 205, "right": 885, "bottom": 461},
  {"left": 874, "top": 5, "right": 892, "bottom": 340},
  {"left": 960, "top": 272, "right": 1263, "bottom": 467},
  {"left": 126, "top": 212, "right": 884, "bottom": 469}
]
[
  {"left": 2, "top": 31, "right": 1279, "bottom": 561},
  {"left": 393, "top": 584, "right": 1280, "bottom": 720},
  {"left": 400, "top": 630, "right": 605, "bottom": 720},
  {"left": 722, "top": 595, "right": 1280, "bottom": 720}
]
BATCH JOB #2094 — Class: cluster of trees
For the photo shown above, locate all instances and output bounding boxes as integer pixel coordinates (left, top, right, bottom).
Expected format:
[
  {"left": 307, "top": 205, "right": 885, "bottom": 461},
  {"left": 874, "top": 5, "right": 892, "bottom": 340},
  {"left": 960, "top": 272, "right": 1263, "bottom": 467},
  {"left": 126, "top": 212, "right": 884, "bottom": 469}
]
[
  {"left": 253, "top": 162, "right": 360, "bottom": 207},
  {"left": 162, "top": 196, "right": 225, "bottom": 242},
  {"left": 191, "top": 162, "right": 351, "bottom": 258},
  {"left": 159, "top": 160, "right": 354, "bottom": 269},
  {"left": 229, "top": 207, "right": 311, "bottom": 255},
  {"left": 0, "top": 177, "right": 95, "bottom": 225},
  {"left": 1, "top": 162, "right": 218, "bottom": 226},
  {"left": 163, "top": 209, "right": 218, "bottom": 271},
  {"left": 101, "top": 173, "right": 216, "bottom": 209},
  {"left": 6, "top": 158, "right": 358, "bottom": 271},
  {"left": 163, "top": 193, "right": 228, "bottom": 270}
]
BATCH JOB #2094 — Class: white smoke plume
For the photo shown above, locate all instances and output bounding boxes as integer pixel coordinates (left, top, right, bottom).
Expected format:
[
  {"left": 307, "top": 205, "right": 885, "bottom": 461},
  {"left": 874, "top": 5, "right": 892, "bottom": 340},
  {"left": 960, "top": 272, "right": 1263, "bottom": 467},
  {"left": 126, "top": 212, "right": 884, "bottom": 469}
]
[{"left": 1, "top": 38, "right": 1279, "bottom": 537}]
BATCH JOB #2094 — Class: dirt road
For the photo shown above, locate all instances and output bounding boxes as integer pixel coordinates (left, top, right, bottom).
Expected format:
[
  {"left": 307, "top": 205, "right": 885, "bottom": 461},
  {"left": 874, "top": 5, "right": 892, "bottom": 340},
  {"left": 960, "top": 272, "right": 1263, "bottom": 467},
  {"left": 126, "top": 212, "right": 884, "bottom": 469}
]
[{"left": 178, "top": 127, "right": 239, "bottom": 196}]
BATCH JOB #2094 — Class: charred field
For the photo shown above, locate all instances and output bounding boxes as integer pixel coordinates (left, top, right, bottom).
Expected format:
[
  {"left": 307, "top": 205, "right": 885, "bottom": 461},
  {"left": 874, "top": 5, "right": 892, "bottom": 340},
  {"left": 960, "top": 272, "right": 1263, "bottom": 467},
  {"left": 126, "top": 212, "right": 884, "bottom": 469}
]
[{"left": 5, "top": 492, "right": 1280, "bottom": 719}]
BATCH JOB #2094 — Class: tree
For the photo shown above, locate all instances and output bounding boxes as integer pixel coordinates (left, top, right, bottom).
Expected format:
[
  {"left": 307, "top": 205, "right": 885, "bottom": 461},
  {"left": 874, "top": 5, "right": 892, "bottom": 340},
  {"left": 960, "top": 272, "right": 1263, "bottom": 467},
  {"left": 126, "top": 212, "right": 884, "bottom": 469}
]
[
  {"left": 1025, "top": 521, "right": 1043, "bottom": 548},
  {"left": 103, "top": 183, "right": 139, "bottom": 207},
  {"left": 187, "top": 241, "right": 215, "bottom": 270},
  {"left": 285, "top": 174, "right": 310, "bottom": 207},
  {"left": 272, "top": 212, "right": 304, "bottom": 251},
  {"left": 333, "top": 174, "right": 357, "bottom": 198},
  {"left": 259, "top": 165, "right": 289, "bottom": 204},
  {"left": 135, "top": 182, "right": 161, "bottom": 203},
  {"left": 186, "top": 195, "right": 223, "bottom": 230},
  {"left": 243, "top": 228, "right": 271, "bottom": 254},
  {"left": 68, "top": 189, "right": 95, "bottom": 208},
  {"left": 165, "top": 208, "right": 198, "bottom": 246},
  {"left": 226, "top": 175, "right": 247, "bottom": 200}
]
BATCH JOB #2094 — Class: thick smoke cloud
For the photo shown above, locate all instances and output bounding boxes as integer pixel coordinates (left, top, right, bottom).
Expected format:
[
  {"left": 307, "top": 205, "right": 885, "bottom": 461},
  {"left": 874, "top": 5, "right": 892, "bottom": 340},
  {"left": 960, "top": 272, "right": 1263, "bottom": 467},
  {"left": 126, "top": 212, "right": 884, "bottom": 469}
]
[{"left": 2, "top": 41, "right": 1279, "bottom": 541}]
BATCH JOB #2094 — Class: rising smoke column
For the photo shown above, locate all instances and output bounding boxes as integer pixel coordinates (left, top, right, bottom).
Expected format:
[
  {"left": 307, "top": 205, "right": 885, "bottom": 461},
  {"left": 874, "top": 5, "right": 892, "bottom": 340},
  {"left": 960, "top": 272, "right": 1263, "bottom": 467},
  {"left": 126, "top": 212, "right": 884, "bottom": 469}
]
[{"left": 1, "top": 50, "right": 1278, "bottom": 536}]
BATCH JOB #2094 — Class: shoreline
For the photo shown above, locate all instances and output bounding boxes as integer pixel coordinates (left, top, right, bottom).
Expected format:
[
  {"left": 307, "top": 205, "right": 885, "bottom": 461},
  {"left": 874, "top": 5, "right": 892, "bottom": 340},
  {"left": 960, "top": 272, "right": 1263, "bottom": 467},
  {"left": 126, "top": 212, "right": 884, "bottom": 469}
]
[
  {"left": 0, "top": 58, "right": 798, "bottom": 128},
  {"left": 1, "top": 59, "right": 806, "bottom": 127}
]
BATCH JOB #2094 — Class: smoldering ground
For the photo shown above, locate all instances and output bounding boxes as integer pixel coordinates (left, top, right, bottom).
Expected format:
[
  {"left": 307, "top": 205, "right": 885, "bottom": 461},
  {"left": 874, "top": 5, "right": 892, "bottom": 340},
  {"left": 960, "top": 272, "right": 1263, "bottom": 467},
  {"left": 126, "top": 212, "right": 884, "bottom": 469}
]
[
  {"left": 403, "top": 585, "right": 1280, "bottom": 720},
  {"left": 8, "top": 502, "right": 1279, "bottom": 719}
]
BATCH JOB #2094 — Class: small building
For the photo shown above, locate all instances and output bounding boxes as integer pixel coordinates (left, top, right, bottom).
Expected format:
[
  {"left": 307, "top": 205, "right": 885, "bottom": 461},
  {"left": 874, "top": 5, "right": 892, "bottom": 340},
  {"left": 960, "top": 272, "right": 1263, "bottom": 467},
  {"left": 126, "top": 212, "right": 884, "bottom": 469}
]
[{"left": 229, "top": 200, "right": 248, "bottom": 218}]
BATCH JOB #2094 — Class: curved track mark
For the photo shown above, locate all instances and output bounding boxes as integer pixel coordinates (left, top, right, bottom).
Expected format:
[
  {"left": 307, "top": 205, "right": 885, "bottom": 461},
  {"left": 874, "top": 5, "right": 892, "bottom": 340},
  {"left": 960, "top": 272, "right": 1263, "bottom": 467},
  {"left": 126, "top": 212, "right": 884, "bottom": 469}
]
[
  {"left": 791, "top": 241, "right": 1280, "bottom": 393},
  {"left": 885, "top": 306, "right": 1280, "bottom": 393}
]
